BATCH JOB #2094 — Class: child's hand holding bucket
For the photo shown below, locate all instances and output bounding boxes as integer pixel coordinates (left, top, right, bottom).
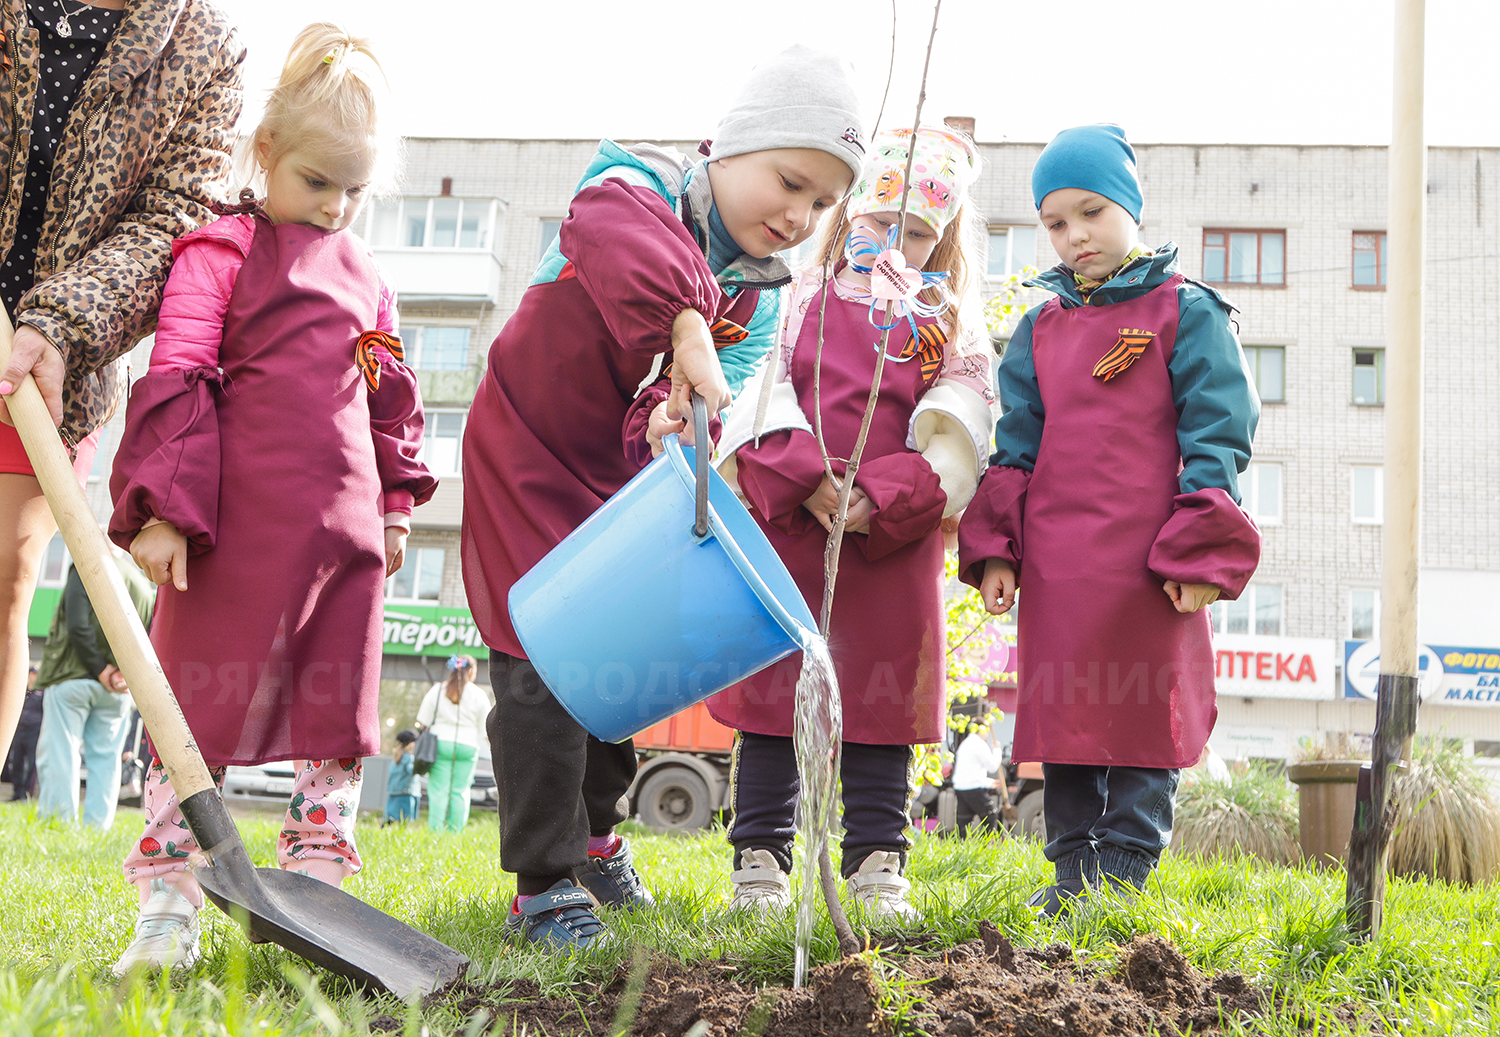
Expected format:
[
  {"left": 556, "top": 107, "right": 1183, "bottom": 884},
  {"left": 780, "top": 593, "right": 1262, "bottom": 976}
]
[{"left": 667, "top": 309, "right": 731, "bottom": 418}]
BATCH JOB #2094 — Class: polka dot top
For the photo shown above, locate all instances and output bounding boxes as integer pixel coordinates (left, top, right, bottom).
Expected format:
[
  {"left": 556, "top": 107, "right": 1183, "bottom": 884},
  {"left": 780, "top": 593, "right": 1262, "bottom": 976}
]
[{"left": 0, "top": 0, "right": 124, "bottom": 316}]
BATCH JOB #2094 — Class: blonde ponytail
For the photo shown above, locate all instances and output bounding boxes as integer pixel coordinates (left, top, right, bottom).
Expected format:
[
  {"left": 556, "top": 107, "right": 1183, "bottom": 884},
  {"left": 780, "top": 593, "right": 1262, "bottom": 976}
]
[{"left": 247, "top": 22, "right": 399, "bottom": 194}]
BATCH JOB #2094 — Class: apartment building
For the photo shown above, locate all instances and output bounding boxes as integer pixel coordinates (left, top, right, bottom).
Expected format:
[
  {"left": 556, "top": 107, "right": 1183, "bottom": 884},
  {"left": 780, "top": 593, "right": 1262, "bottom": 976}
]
[{"left": 44, "top": 137, "right": 1500, "bottom": 757}]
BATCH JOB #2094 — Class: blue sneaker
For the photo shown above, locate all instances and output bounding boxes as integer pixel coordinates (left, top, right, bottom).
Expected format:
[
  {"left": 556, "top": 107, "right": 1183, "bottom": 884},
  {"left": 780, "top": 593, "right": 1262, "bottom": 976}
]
[
  {"left": 507, "top": 881, "right": 607, "bottom": 950},
  {"left": 575, "top": 837, "right": 655, "bottom": 909}
]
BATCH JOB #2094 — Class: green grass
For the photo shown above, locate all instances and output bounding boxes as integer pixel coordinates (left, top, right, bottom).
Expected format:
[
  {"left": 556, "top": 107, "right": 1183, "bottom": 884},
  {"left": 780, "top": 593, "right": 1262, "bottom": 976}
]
[{"left": 1, "top": 800, "right": 1498, "bottom": 1035}]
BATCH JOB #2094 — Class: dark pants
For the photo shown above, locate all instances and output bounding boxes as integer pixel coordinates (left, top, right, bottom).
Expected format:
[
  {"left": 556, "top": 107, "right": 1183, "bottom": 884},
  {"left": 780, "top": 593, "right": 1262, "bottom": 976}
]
[
  {"left": 955, "top": 787, "right": 1002, "bottom": 836},
  {"left": 728, "top": 731, "right": 913, "bottom": 879},
  {"left": 487, "top": 651, "right": 637, "bottom": 895},
  {"left": 1040, "top": 763, "right": 1179, "bottom": 888},
  {"left": 3, "top": 689, "right": 44, "bottom": 799}
]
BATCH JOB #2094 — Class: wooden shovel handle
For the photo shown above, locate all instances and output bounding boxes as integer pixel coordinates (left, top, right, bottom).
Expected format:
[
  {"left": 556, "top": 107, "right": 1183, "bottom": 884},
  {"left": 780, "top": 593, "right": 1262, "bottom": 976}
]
[{"left": 0, "top": 311, "right": 216, "bottom": 799}]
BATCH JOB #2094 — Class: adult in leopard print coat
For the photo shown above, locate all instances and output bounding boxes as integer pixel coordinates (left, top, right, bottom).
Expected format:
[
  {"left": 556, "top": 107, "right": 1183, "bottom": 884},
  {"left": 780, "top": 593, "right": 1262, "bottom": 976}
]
[{"left": 0, "top": 0, "right": 244, "bottom": 767}]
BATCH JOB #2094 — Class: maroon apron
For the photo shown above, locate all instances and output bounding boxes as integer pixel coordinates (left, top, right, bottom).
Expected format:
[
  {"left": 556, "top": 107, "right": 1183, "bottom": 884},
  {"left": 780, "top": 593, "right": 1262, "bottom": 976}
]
[
  {"left": 1013, "top": 273, "right": 1216, "bottom": 769},
  {"left": 147, "top": 218, "right": 386, "bottom": 765},
  {"left": 708, "top": 288, "right": 948, "bottom": 745}
]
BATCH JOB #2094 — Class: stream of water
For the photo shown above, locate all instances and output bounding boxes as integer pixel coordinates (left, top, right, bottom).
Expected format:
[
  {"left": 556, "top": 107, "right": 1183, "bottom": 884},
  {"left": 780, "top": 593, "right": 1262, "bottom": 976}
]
[{"left": 791, "top": 633, "right": 842, "bottom": 989}]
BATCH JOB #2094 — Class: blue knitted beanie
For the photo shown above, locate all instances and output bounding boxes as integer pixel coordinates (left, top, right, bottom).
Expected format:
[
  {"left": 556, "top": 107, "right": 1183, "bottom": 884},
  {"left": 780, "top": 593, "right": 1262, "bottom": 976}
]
[{"left": 1031, "top": 124, "right": 1143, "bottom": 222}]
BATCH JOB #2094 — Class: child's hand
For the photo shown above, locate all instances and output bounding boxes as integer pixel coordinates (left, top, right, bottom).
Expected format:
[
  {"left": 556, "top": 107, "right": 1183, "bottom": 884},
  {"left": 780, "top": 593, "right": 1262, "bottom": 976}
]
[
  {"left": 131, "top": 522, "right": 188, "bottom": 591},
  {"left": 385, "top": 527, "right": 407, "bottom": 577},
  {"left": 842, "top": 487, "right": 872, "bottom": 534},
  {"left": 667, "top": 309, "right": 731, "bottom": 418},
  {"left": 1163, "top": 580, "right": 1219, "bottom": 613},
  {"left": 802, "top": 473, "right": 866, "bottom": 532},
  {"left": 646, "top": 400, "right": 688, "bottom": 457},
  {"left": 980, "top": 558, "right": 1016, "bottom": 615}
]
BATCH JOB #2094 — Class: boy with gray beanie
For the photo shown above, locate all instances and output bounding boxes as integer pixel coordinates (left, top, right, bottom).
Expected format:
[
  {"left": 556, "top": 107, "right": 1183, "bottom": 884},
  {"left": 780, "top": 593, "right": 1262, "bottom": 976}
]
[
  {"left": 958, "top": 123, "right": 1261, "bottom": 915},
  {"left": 461, "top": 46, "right": 863, "bottom": 951}
]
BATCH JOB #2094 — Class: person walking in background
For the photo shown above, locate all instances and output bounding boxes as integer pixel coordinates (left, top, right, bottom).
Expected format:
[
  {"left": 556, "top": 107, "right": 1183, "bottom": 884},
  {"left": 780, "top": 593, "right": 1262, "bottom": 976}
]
[
  {"left": 34, "top": 547, "right": 155, "bottom": 828},
  {"left": 384, "top": 729, "right": 420, "bottom": 825},
  {"left": 415, "top": 656, "right": 489, "bottom": 833},
  {"left": 3, "top": 665, "right": 43, "bottom": 800},
  {"left": 0, "top": 0, "right": 243, "bottom": 774},
  {"left": 952, "top": 716, "right": 1004, "bottom": 836},
  {"left": 106, "top": 23, "right": 434, "bottom": 974}
]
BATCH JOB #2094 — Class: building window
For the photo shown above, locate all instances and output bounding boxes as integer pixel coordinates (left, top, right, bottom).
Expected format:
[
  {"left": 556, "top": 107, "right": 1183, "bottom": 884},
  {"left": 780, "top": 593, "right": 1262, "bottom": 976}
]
[
  {"left": 1352, "top": 232, "right": 1387, "bottom": 288},
  {"left": 363, "top": 197, "right": 498, "bottom": 250},
  {"left": 1210, "top": 583, "right": 1283, "bottom": 636},
  {"left": 386, "top": 547, "right": 444, "bottom": 602},
  {"left": 539, "top": 219, "right": 562, "bottom": 262},
  {"left": 1243, "top": 345, "right": 1285, "bottom": 403},
  {"left": 987, "top": 225, "right": 1037, "bottom": 278},
  {"left": 1244, "top": 462, "right": 1283, "bottom": 525},
  {"left": 38, "top": 533, "right": 70, "bottom": 587},
  {"left": 1352, "top": 349, "right": 1384, "bottom": 405},
  {"left": 1352, "top": 465, "right": 1383, "bottom": 524},
  {"left": 402, "top": 325, "right": 471, "bottom": 371},
  {"left": 1203, "top": 229, "right": 1284, "bottom": 285},
  {"left": 419, "top": 410, "right": 467, "bottom": 477},
  {"left": 1350, "top": 588, "right": 1380, "bottom": 640}
]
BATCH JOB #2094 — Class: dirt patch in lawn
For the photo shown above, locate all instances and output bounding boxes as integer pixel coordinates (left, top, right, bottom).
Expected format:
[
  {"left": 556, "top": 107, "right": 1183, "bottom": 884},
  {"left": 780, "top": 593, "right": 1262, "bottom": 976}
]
[{"left": 372, "top": 929, "right": 1273, "bottom": 1036}]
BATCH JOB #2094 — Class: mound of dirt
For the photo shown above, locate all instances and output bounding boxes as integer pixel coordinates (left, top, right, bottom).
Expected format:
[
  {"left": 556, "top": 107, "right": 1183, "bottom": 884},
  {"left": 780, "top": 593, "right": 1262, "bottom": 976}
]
[{"left": 385, "top": 929, "right": 1269, "bottom": 1036}]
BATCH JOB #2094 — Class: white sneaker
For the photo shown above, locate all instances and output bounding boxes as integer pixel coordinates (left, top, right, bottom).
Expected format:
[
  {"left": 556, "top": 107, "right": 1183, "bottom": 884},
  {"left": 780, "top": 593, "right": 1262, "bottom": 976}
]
[
  {"left": 111, "top": 878, "right": 201, "bottom": 976},
  {"left": 846, "top": 851, "right": 919, "bottom": 923},
  {"left": 727, "top": 848, "right": 791, "bottom": 914}
]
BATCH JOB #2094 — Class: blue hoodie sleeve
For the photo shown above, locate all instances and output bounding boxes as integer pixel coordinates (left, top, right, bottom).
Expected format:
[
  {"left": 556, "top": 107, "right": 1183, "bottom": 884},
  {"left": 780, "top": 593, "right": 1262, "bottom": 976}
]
[
  {"left": 990, "top": 311, "right": 1044, "bottom": 471},
  {"left": 717, "top": 287, "right": 780, "bottom": 397},
  {"left": 1169, "top": 285, "right": 1260, "bottom": 500}
]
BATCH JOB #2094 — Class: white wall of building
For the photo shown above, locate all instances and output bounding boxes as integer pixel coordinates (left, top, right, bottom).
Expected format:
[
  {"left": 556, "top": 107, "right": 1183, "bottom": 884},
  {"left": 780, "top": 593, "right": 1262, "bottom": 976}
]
[{"left": 68, "top": 139, "right": 1500, "bottom": 740}]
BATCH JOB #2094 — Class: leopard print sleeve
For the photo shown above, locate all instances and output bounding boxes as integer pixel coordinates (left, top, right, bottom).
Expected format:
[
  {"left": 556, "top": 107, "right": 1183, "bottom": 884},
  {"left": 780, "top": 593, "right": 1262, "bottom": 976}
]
[{"left": 18, "top": 1, "right": 245, "bottom": 444}]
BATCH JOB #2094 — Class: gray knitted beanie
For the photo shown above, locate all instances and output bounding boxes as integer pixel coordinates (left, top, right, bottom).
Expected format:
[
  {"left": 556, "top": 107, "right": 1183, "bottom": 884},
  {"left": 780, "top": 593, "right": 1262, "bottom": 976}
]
[{"left": 708, "top": 45, "right": 866, "bottom": 182}]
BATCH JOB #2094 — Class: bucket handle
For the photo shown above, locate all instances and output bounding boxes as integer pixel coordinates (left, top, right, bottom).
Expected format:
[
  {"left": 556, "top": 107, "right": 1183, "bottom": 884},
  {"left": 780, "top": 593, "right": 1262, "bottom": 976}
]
[{"left": 692, "top": 391, "right": 709, "bottom": 539}]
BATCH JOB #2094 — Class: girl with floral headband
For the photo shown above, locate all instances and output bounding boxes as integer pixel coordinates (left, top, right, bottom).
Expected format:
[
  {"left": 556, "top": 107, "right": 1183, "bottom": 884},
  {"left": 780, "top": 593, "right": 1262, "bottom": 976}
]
[
  {"left": 710, "top": 126, "right": 994, "bottom": 921},
  {"left": 105, "top": 22, "right": 435, "bottom": 974}
]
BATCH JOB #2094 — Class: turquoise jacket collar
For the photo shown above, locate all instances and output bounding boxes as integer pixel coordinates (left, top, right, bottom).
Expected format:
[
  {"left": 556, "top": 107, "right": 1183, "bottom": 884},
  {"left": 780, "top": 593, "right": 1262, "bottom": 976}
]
[
  {"left": 580, "top": 140, "right": 790, "bottom": 290},
  {"left": 1023, "top": 242, "right": 1228, "bottom": 310}
]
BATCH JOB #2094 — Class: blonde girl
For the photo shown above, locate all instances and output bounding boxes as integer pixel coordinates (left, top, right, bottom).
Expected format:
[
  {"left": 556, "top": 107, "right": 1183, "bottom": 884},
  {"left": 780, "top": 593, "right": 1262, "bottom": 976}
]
[
  {"left": 710, "top": 126, "right": 994, "bottom": 919},
  {"left": 107, "top": 23, "right": 435, "bottom": 974}
]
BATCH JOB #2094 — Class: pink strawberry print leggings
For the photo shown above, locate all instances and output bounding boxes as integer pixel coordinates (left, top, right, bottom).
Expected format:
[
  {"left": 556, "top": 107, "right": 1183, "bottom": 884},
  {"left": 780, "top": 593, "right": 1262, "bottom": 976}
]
[{"left": 123, "top": 757, "right": 365, "bottom": 904}]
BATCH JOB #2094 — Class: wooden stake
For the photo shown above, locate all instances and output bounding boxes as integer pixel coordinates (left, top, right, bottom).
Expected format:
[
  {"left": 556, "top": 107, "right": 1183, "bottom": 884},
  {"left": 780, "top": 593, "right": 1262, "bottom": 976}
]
[{"left": 1347, "top": 0, "right": 1425, "bottom": 940}]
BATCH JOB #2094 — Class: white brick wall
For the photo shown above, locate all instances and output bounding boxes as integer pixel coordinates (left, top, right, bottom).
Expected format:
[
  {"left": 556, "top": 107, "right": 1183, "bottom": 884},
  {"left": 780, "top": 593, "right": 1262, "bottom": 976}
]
[{"left": 77, "top": 138, "right": 1500, "bottom": 665}]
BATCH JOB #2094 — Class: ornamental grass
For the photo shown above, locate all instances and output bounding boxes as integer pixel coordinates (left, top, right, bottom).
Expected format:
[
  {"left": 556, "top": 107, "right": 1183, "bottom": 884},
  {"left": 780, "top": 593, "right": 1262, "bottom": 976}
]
[
  {"left": 1173, "top": 763, "right": 1300, "bottom": 866},
  {"left": 1390, "top": 737, "right": 1500, "bottom": 886}
]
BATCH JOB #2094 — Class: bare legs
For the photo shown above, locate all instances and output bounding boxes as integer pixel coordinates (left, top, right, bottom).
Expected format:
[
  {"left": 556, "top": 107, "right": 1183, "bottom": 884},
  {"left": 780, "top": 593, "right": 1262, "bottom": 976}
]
[{"left": 0, "top": 473, "right": 56, "bottom": 768}]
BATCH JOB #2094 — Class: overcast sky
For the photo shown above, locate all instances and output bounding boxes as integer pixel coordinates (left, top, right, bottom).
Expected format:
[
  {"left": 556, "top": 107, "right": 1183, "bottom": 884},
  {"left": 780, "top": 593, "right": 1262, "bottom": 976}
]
[{"left": 212, "top": 0, "right": 1496, "bottom": 149}]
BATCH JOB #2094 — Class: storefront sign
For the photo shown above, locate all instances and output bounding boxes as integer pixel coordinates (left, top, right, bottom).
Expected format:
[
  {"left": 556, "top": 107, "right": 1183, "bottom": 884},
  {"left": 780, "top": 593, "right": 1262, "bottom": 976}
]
[
  {"left": 952, "top": 621, "right": 1016, "bottom": 688},
  {"left": 382, "top": 603, "right": 486, "bottom": 656},
  {"left": 1344, "top": 640, "right": 1500, "bottom": 707},
  {"left": 1213, "top": 634, "right": 1336, "bottom": 699}
]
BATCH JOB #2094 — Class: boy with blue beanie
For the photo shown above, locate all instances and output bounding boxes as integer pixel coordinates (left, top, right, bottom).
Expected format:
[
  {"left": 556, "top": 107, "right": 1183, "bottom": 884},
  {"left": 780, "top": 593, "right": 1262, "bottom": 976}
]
[{"left": 958, "top": 124, "right": 1262, "bottom": 914}]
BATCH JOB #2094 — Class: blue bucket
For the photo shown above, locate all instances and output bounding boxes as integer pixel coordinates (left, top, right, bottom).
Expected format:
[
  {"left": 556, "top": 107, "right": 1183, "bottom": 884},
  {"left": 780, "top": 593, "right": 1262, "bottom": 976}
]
[{"left": 508, "top": 417, "right": 816, "bottom": 744}]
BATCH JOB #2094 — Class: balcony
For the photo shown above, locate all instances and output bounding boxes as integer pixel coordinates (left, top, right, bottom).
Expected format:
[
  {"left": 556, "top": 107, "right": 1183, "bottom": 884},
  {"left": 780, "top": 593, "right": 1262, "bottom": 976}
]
[
  {"left": 375, "top": 248, "right": 502, "bottom": 307},
  {"left": 416, "top": 367, "right": 480, "bottom": 406}
]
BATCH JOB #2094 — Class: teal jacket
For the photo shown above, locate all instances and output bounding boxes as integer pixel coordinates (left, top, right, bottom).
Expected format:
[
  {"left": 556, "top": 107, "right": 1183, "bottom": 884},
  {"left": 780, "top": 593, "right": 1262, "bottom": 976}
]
[
  {"left": 530, "top": 139, "right": 786, "bottom": 395},
  {"left": 994, "top": 243, "right": 1259, "bottom": 501}
]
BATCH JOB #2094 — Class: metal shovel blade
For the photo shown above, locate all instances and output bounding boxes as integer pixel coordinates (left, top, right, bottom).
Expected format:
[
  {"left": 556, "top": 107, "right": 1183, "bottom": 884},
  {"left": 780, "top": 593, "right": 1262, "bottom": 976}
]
[{"left": 184, "top": 790, "right": 469, "bottom": 998}]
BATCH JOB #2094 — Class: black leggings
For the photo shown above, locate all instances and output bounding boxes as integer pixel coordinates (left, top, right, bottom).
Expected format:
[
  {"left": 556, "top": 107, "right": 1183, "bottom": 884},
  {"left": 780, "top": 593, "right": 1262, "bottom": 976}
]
[
  {"left": 487, "top": 651, "right": 638, "bottom": 895},
  {"left": 728, "top": 731, "right": 913, "bottom": 879}
]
